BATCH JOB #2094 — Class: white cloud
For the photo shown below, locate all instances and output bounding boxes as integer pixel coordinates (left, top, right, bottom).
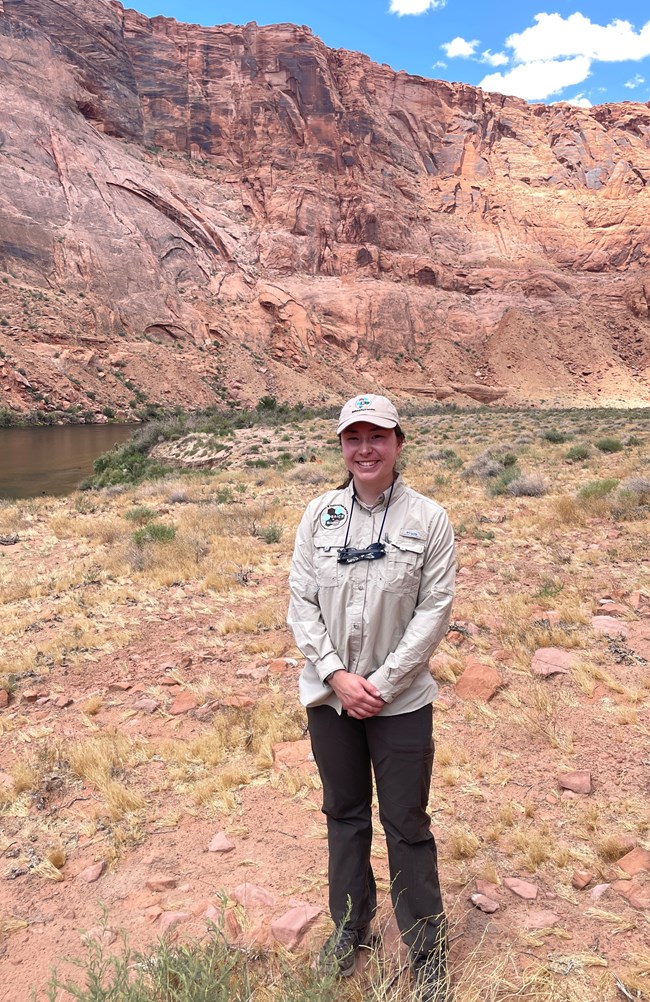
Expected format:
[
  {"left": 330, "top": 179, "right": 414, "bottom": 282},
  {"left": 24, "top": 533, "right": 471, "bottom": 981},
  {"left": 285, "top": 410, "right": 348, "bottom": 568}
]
[
  {"left": 441, "top": 36, "right": 479, "bottom": 58},
  {"left": 563, "top": 94, "right": 593, "bottom": 108},
  {"left": 479, "top": 56, "right": 592, "bottom": 101},
  {"left": 481, "top": 49, "right": 509, "bottom": 67},
  {"left": 432, "top": 60, "right": 447, "bottom": 69},
  {"left": 389, "top": 0, "right": 445, "bottom": 14},
  {"left": 506, "top": 13, "right": 650, "bottom": 64},
  {"left": 624, "top": 74, "right": 646, "bottom": 88}
]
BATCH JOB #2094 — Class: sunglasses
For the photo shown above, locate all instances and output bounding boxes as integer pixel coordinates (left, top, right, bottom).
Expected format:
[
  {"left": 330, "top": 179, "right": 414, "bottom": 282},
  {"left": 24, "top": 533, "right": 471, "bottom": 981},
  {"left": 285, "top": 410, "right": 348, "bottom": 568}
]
[{"left": 337, "top": 542, "right": 386, "bottom": 564}]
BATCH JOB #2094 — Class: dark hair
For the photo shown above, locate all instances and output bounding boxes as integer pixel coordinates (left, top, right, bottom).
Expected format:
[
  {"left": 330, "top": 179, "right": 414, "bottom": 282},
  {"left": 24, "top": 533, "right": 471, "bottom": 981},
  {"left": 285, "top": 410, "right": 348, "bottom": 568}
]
[{"left": 336, "top": 424, "right": 405, "bottom": 489}]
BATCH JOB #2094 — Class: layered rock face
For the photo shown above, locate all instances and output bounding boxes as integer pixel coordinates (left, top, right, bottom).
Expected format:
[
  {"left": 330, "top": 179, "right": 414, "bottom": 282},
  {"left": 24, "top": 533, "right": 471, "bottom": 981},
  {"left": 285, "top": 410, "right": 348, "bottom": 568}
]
[{"left": 0, "top": 0, "right": 649, "bottom": 415}]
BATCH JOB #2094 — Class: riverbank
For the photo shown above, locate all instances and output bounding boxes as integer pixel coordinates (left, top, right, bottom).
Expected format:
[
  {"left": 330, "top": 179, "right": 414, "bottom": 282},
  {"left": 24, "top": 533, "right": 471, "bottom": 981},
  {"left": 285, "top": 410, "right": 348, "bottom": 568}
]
[{"left": 1, "top": 406, "right": 649, "bottom": 1001}]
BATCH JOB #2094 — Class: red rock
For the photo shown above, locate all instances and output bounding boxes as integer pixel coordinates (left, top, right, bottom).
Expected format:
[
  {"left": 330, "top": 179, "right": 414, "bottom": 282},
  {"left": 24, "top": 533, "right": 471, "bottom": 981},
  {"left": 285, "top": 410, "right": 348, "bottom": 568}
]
[
  {"left": 531, "top": 647, "right": 578, "bottom": 677},
  {"left": 231, "top": 883, "right": 276, "bottom": 911},
  {"left": 558, "top": 771, "right": 592, "bottom": 795},
  {"left": 0, "top": 690, "right": 10, "bottom": 709},
  {"left": 179, "top": 655, "right": 192, "bottom": 669},
  {"left": 221, "top": 696, "right": 255, "bottom": 708},
  {"left": 108, "top": 681, "right": 133, "bottom": 692},
  {"left": 144, "top": 905, "right": 163, "bottom": 922},
  {"left": 169, "top": 691, "right": 198, "bottom": 715},
  {"left": 618, "top": 848, "right": 650, "bottom": 877},
  {"left": 503, "top": 877, "right": 538, "bottom": 900},
  {"left": 475, "top": 879, "right": 502, "bottom": 898},
  {"left": 612, "top": 879, "right": 650, "bottom": 910},
  {"left": 79, "top": 862, "right": 105, "bottom": 883},
  {"left": 208, "top": 832, "right": 235, "bottom": 853},
  {"left": 146, "top": 875, "right": 178, "bottom": 892},
  {"left": 158, "top": 911, "right": 190, "bottom": 934},
  {"left": 598, "top": 602, "right": 629, "bottom": 616},
  {"left": 490, "top": 649, "right": 514, "bottom": 662},
  {"left": 470, "top": 893, "right": 500, "bottom": 913},
  {"left": 268, "top": 658, "right": 291, "bottom": 674},
  {"left": 589, "top": 883, "right": 610, "bottom": 901},
  {"left": 195, "top": 701, "right": 220, "bottom": 720},
  {"left": 270, "top": 903, "right": 322, "bottom": 949},
  {"left": 236, "top": 665, "right": 269, "bottom": 681},
  {"left": 523, "top": 909, "right": 560, "bottom": 930},
  {"left": 591, "top": 616, "right": 630, "bottom": 637},
  {"left": 272, "top": 739, "right": 316, "bottom": 774},
  {"left": 22, "top": 689, "right": 47, "bottom": 702},
  {"left": 53, "top": 695, "right": 73, "bottom": 709},
  {"left": 454, "top": 659, "right": 502, "bottom": 701},
  {"left": 571, "top": 869, "right": 594, "bottom": 890}
]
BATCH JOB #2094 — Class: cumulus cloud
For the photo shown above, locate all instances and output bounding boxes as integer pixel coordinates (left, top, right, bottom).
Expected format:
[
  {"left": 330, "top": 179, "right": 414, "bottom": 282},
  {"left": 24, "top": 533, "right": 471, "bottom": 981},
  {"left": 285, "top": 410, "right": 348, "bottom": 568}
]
[
  {"left": 441, "top": 36, "right": 479, "bottom": 58},
  {"left": 506, "top": 13, "right": 650, "bottom": 63},
  {"left": 563, "top": 94, "right": 593, "bottom": 108},
  {"left": 479, "top": 56, "right": 592, "bottom": 101},
  {"left": 432, "top": 60, "right": 447, "bottom": 69},
  {"left": 624, "top": 73, "right": 646, "bottom": 89},
  {"left": 389, "top": 0, "right": 446, "bottom": 14},
  {"left": 481, "top": 49, "right": 509, "bottom": 67}
]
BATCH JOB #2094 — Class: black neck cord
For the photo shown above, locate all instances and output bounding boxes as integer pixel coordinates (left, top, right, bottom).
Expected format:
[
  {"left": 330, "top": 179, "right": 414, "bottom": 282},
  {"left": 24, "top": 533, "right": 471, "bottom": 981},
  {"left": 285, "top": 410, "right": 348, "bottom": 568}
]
[{"left": 342, "top": 478, "right": 395, "bottom": 551}]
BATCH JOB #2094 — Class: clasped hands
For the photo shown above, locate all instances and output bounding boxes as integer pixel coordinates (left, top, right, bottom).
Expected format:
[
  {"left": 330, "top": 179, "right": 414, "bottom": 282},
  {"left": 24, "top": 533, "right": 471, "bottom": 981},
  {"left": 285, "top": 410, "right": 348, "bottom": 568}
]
[{"left": 329, "top": 670, "right": 384, "bottom": 719}]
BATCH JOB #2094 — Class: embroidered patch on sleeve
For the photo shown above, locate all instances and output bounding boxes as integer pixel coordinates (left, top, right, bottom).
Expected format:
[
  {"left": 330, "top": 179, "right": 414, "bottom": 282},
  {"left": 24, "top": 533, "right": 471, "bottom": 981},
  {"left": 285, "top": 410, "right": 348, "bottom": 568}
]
[{"left": 320, "top": 504, "right": 348, "bottom": 529}]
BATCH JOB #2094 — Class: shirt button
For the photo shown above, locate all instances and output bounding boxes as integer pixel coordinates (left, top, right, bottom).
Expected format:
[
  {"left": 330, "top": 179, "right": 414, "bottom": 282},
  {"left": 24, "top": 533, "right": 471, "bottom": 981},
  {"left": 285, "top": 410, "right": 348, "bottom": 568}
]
[
  {"left": 353, "top": 624, "right": 359, "bottom": 630},
  {"left": 358, "top": 584, "right": 364, "bottom": 591}
]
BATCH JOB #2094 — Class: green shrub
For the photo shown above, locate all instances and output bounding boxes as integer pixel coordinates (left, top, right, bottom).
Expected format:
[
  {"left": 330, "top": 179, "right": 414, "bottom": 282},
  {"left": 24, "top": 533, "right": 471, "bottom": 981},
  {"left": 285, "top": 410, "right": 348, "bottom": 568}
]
[
  {"left": 124, "top": 506, "right": 156, "bottom": 525},
  {"left": 541, "top": 429, "right": 568, "bottom": 443},
  {"left": 133, "top": 523, "right": 176, "bottom": 545},
  {"left": 488, "top": 466, "right": 521, "bottom": 496},
  {"left": 565, "top": 444, "right": 590, "bottom": 462},
  {"left": 102, "top": 405, "right": 116, "bottom": 419},
  {"left": 595, "top": 437, "right": 623, "bottom": 453},
  {"left": 578, "top": 478, "right": 619, "bottom": 500},
  {"left": 260, "top": 523, "right": 283, "bottom": 544}
]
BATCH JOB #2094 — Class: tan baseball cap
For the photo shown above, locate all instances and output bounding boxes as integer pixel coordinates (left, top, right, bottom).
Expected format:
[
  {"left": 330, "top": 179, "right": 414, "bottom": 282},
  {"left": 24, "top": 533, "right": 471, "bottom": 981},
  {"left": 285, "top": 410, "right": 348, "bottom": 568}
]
[{"left": 337, "top": 394, "right": 400, "bottom": 435}]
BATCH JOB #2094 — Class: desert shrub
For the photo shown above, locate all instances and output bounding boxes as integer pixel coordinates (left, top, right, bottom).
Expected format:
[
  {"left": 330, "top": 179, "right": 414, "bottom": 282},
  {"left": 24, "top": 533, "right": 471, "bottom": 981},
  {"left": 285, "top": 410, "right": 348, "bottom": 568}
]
[
  {"left": 595, "top": 437, "right": 623, "bottom": 453},
  {"left": 578, "top": 478, "right": 619, "bottom": 500},
  {"left": 565, "top": 444, "right": 590, "bottom": 462},
  {"left": 464, "top": 444, "right": 517, "bottom": 480},
  {"left": 507, "top": 474, "right": 548, "bottom": 497},
  {"left": 425, "top": 447, "right": 463, "bottom": 470},
  {"left": 124, "top": 506, "right": 156, "bottom": 525},
  {"left": 623, "top": 434, "right": 643, "bottom": 446},
  {"left": 514, "top": 433, "right": 535, "bottom": 445},
  {"left": 259, "top": 523, "right": 282, "bottom": 544},
  {"left": 541, "top": 429, "right": 569, "bottom": 443},
  {"left": 619, "top": 476, "right": 650, "bottom": 499},
  {"left": 488, "top": 466, "right": 522, "bottom": 496},
  {"left": 133, "top": 523, "right": 176, "bottom": 545},
  {"left": 288, "top": 465, "right": 328, "bottom": 485}
]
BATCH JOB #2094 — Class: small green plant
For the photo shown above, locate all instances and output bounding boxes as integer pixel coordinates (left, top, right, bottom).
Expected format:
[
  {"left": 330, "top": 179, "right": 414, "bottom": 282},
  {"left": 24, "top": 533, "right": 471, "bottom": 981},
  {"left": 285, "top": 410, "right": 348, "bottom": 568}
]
[
  {"left": 595, "top": 437, "right": 623, "bottom": 453},
  {"left": 578, "top": 478, "right": 619, "bottom": 500},
  {"left": 488, "top": 466, "right": 521, "bottom": 496},
  {"left": 133, "top": 524, "right": 176, "bottom": 546},
  {"left": 541, "top": 429, "right": 568, "bottom": 443},
  {"left": 102, "top": 405, "right": 116, "bottom": 419},
  {"left": 565, "top": 444, "right": 590, "bottom": 462},
  {"left": 260, "top": 523, "right": 282, "bottom": 544},
  {"left": 124, "top": 506, "right": 157, "bottom": 525}
]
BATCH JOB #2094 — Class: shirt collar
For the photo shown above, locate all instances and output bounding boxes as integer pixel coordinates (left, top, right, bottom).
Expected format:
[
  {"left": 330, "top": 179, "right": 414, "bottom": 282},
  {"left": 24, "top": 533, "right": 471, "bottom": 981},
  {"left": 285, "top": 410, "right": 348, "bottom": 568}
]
[{"left": 347, "top": 473, "right": 405, "bottom": 512}]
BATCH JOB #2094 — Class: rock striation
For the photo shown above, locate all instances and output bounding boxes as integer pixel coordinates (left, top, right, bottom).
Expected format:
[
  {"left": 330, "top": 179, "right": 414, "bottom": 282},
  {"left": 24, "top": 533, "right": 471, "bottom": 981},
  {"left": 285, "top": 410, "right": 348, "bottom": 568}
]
[{"left": 0, "top": 0, "right": 649, "bottom": 416}]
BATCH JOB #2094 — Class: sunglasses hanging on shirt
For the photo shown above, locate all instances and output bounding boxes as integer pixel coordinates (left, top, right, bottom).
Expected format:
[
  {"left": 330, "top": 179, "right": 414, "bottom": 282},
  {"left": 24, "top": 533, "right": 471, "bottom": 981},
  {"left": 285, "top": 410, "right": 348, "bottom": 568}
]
[{"left": 337, "top": 480, "right": 395, "bottom": 564}]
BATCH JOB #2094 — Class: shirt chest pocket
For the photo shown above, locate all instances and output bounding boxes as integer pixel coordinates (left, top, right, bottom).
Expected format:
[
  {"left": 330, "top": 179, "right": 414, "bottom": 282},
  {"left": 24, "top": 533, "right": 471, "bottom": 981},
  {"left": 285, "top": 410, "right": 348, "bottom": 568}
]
[
  {"left": 382, "top": 538, "right": 425, "bottom": 595},
  {"left": 313, "top": 537, "right": 341, "bottom": 588}
]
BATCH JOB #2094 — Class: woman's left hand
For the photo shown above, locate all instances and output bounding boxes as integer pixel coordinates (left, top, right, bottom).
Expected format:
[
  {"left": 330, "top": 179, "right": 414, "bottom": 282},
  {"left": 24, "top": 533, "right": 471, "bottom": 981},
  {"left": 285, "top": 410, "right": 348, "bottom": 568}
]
[{"left": 329, "top": 671, "right": 385, "bottom": 719}]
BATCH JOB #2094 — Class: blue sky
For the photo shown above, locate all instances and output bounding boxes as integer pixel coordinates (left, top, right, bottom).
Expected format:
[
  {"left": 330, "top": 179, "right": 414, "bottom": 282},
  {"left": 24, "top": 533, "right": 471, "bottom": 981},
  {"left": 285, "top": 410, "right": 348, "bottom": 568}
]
[{"left": 131, "top": 1, "right": 650, "bottom": 107}]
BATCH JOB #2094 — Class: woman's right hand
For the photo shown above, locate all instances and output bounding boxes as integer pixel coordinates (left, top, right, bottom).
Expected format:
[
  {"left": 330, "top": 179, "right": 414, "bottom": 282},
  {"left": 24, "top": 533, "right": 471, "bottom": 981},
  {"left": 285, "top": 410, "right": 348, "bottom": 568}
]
[{"left": 329, "top": 671, "right": 385, "bottom": 719}]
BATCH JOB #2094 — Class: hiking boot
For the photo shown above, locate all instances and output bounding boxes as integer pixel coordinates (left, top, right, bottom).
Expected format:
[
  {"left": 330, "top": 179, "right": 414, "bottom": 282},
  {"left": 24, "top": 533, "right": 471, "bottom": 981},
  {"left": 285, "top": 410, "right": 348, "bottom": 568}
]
[
  {"left": 319, "top": 923, "right": 372, "bottom": 977},
  {"left": 412, "top": 951, "right": 452, "bottom": 1002}
]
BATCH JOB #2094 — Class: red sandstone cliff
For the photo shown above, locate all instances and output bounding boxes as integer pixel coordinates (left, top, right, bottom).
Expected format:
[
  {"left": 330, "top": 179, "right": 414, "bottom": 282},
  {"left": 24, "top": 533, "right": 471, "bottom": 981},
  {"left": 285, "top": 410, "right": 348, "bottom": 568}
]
[{"left": 0, "top": 0, "right": 649, "bottom": 415}]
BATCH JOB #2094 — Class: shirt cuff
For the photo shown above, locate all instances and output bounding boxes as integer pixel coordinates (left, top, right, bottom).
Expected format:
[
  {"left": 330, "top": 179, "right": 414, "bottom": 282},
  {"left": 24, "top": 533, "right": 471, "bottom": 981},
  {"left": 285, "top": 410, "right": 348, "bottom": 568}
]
[{"left": 315, "top": 651, "right": 345, "bottom": 684}]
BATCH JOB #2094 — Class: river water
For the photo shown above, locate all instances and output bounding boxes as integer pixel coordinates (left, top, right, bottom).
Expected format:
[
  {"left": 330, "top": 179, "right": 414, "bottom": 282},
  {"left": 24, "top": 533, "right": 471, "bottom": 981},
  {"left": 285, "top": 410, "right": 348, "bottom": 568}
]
[{"left": 0, "top": 424, "right": 139, "bottom": 499}]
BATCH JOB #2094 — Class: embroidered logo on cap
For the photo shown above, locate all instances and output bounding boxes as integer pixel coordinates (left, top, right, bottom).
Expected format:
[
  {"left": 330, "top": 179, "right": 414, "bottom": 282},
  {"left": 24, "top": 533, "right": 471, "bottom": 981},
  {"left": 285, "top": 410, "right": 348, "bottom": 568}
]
[{"left": 320, "top": 505, "right": 348, "bottom": 529}]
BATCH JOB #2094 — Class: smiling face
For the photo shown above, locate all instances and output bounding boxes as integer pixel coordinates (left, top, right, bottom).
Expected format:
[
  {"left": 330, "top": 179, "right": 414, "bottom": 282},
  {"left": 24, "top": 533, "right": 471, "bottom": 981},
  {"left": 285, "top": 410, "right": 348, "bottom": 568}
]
[{"left": 340, "top": 421, "right": 404, "bottom": 502}]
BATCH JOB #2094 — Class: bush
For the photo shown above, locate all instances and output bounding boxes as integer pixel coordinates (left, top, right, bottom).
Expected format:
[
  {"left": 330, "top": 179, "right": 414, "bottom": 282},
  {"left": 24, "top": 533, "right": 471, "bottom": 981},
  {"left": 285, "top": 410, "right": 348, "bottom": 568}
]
[
  {"left": 124, "top": 506, "right": 156, "bottom": 525},
  {"left": 578, "top": 478, "right": 619, "bottom": 500},
  {"left": 488, "top": 466, "right": 521, "bottom": 496},
  {"left": 425, "top": 448, "right": 463, "bottom": 470},
  {"left": 506, "top": 474, "right": 548, "bottom": 497},
  {"left": 565, "top": 444, "right": 590, "bottom": 462},
  {"left": 260, "top": 523, "right": 282, "bottom": 544},
  {"left": 133, "top": 523, "right": 176, "bottom": 545},
  {"left": 542, "top": 429, "right": 569, "bottom": 443},
  {"left": 595, "top": 438, "right": 623, "bottom": 453}
]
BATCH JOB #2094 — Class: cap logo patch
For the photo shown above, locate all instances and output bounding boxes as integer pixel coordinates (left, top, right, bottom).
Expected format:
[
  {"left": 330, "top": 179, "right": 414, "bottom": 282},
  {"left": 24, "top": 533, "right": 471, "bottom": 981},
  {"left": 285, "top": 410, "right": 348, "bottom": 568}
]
[
  {"left": 354, "top": 396, "right": 372, "bottom": 410},
  {"left": 320, "top": 504, "right": 348, "bottom": 529}
]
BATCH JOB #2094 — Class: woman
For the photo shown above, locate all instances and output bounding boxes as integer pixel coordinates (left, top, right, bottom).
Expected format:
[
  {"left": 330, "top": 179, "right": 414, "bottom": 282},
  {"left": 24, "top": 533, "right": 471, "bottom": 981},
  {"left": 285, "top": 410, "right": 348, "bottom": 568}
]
[{"left": 288, "top": 393, "right": 455, "bottom": 1001}]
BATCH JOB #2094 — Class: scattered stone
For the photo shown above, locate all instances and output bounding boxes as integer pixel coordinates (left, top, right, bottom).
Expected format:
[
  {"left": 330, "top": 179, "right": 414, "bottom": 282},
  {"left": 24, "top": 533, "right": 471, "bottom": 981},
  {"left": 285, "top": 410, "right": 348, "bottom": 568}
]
[
  {"left": 53, "top": 695, "right": 73, "bottom": 709},
  {"left": 591, "top": 616, "right": 630, "bottom": 637},
  {"left": 618, "top": 848, "right": 650, "bottom": 877},
  {"left": 0, "top": 690, "right": 10, "bottom": 709},
  {"left": 231, "top": 883, "right": 275, "bottom": 910},
  {"left": 158, "top": 911, "right": 190, "bottom": 934},
  {"left": 503, "top": 877, "right": 538, "bottom": 900},
  {"left": 561, "top": 789, "right": 581, "bottom": 801},
  {"left": 454, "top": 658, "right": 502, "bottom": 701},
  {"left": 470, "top": 893, "right": 500, "bottom": 913},
  {"left": 144, "top": 905, "right": 163, "bottom": 923},
  {"left": 22, "top": 689, "right": 47, "bottom": 703},
  {"left": 571, "top": 869, "right": 594, "bottom": 890},
  {"left": 271, "top": 903, "right": 322, "bottom": 949},
  {"left": 531, "top": 647, "right": 578, "bottom": 677},
  {"left": 208, "top": 832, "right": 235, "bottom": 853},
  {"left": 598, "top": 602, "right": 629, "bottom": 616},
  {"left": 268, "top": 658, "right": 294, "bottom": 674},
  {"left": 179, "top": 655, "right": 193, "bottom": 669},
  {"left": 589, "top": 883, "right": 610, "bottom": 901},
  {"left": 272, "top": 739, "right": 316, "bottom": 774},
  {"left": 221, "top": 695, "right": 254, "bottom": 708},
  {"left": 236, "top": 665, "right": 269, "bottom": 681},
  {"left": 475, "top": 879, "right": 502, "bottom": 899},
  {"left": 195, "top": 701, "right": 220, "bottom": 721},
  {"left": 612, "top": 879, "right": 650, "bottom": 910},
  {"left": 0, "top": 534, "right": 19, "bottom": 546},
  {"left": 558, "top": 771, "right": 592, "bottom": 795},
  {"left": 523, "top": 909, "right": 560, "bottom": 930},
  {"left": 146, "top": 875, "right": 178, "bottom": 892},
  {"left": 169, "top": 691, "right": 198, "bottom": 715},
  {"left": 160, "top": 676, "right": 180, "bottom": 686},
  {"left": 532, "top": 610, "right": 561, "bottom": 625},
  {"left": 79, "top": 862, "right": 105, "bottom": 883},
  {"left": 133, "top": 698, "right": 160, "bottom": 714},
  {"left": 108, "top": 681, "right": 133, "bottom": 692}
]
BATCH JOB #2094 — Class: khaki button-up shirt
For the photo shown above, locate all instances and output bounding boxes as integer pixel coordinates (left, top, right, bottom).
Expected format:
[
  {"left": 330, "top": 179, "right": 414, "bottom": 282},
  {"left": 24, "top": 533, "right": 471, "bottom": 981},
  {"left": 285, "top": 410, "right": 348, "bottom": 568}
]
[{"left": 288, "top": 475, "right": 455, "bottom": 717}]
